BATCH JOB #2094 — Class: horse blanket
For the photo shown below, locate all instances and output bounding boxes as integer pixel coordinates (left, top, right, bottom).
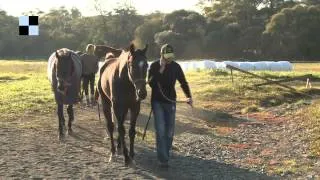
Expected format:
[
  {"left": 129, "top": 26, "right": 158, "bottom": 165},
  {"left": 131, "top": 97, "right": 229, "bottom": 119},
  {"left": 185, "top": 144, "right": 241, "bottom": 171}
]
[{"left": 47, "top": 49, "right": 82, "bottom": 104}]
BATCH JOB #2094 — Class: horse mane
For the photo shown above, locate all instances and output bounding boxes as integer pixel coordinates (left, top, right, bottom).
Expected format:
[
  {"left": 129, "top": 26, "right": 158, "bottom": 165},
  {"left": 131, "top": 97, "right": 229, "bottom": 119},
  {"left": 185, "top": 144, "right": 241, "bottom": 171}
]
[
  {"left": 56, "top": 48, "right": 71, "bottom": 57},
  {"left": 118, "top": 50, "right": 130, "bottom": 77},
  {"left": 94, "top": 45, "right": 122, "bottom": 58}
]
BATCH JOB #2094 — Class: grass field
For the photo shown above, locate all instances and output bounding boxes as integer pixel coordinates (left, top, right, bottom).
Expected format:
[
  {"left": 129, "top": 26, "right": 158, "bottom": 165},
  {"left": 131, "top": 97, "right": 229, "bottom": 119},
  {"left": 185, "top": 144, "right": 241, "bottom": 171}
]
[
  {"left": 0, "top": 59, "right": 320, "bottom": 156},
  {"left": 0, "top": 60, "right": 54, "bottom": 120}
]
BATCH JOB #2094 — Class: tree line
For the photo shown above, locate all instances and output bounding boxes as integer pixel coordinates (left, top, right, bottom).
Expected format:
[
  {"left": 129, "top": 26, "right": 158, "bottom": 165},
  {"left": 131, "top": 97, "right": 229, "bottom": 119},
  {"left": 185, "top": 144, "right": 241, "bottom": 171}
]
[{"left": 0, "top": 0, "right": 320, "bottom": 60}]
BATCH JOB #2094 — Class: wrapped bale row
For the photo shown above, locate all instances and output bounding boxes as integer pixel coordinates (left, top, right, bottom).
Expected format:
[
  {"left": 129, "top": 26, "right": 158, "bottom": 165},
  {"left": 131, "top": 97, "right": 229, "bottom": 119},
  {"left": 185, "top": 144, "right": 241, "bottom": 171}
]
[{"left": 177, "top": 60, "right": 293, "bottom": 72}]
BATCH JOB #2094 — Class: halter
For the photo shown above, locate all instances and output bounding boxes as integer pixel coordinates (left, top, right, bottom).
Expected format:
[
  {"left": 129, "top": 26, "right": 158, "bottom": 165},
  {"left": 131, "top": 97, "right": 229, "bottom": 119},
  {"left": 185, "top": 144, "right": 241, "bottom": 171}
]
[{"left": 126, "top": 54, "right": 147, "bottom": 86}]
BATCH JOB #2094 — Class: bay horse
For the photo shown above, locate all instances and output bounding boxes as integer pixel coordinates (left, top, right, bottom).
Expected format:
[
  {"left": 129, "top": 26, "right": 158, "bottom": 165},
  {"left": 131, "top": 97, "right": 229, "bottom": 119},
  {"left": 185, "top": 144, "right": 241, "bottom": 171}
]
[
  {"left": 96, "top": 44, "right": 148, "bottom": 166},
  {"left": 47, "top": 48, "right": 82, "bottom": 141},
  {"left": 94, "top": 45, "right": 122, "bottom": 60}
]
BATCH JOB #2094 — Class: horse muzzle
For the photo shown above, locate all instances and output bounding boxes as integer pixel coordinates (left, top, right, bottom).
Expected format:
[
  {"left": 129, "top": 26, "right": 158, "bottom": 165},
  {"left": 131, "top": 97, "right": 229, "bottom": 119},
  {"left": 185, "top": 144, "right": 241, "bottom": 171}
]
[
  {"left": 57, "top": 80, "right": 71, "bottom": 95},
  {"left": 136, "top": 89, "right": 147, "bottom": 101}
]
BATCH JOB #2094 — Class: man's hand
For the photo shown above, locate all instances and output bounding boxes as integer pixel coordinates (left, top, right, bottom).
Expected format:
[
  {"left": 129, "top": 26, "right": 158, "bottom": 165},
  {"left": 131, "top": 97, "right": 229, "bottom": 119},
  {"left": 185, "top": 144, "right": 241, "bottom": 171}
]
[{"left": 186, "top": 97, "right": 193, "bottom": 107}]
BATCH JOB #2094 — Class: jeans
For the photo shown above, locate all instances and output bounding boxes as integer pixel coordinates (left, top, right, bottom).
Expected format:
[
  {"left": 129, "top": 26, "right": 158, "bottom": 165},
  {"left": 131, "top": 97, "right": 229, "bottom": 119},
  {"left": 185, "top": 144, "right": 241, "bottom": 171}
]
[
  {"left": 82, "top": 73, "right": 95, "bottom": 96},
  {"left": 152, "top": 101, "right": 176, "bottom": 163}
]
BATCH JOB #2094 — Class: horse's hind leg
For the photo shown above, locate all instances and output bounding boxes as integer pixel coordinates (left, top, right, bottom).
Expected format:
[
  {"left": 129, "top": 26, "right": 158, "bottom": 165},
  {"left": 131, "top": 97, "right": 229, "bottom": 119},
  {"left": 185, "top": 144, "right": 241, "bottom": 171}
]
[
  {"left": 101, "top": 95, "right": 116, "bottom": 162},
  {"left": 57, "top": 104, "right": 65, "bottom": 141},
  {"left": 129, "top": 102, "right": 141, "bottom": 160},
  {"left": 67, "top": 104, "right": 74, "bottom": 135}
]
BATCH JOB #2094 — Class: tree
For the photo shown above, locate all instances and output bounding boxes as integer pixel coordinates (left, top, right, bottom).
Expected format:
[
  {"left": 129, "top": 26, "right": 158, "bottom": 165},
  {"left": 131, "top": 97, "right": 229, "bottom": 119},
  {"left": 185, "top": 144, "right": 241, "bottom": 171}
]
[
  {"left": 263, "top": 4, "right": 320, "bottom": 59},
  {"left": 134, "top": 13, "right": 164, "bottom": 57}
]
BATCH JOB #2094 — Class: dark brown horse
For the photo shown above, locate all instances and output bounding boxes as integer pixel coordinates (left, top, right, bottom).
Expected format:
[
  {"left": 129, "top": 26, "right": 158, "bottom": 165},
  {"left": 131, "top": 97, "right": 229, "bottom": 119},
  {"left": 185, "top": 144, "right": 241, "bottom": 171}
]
[
  {"left": 94, "top": 45, "right": 122, "bottom": 60},
  {"left": 96, "top": 44, "right": 148, "bottom": 166},
  {"left": 48, "top": 48, "right": 82, "bottom": 141}
]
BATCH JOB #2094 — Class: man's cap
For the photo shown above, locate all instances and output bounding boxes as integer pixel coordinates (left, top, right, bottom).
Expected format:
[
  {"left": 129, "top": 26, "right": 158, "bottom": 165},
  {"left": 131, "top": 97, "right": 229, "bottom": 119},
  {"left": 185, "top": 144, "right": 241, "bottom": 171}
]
[{"left": 161, "top": 44, "right": 174, "bottom": 54}]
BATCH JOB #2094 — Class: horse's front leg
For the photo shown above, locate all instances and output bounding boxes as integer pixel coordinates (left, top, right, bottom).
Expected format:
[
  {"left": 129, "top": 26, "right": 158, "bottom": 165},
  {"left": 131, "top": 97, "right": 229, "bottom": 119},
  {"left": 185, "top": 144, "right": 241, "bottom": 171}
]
[
  {"left": 101, "top": 95, "right": 116, "bottom": 162},
  {"left": 129, "top": 102, "right": 141, "bottom": 160},
  {"left": 113, "top": 103, "right": 130, "bottom": 166},
  {"left": 57, "top": 104, "right": 65, "bottom": 141},
  {"left": 67, "top": 104, "right": 74, "bottom": 135}
]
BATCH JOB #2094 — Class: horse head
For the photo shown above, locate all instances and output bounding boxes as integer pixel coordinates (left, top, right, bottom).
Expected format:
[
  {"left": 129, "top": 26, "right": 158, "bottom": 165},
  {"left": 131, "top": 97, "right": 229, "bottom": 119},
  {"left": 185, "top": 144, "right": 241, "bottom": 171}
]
[
  {"left": 55, "top": 48, "right": 74, "bottom": 95},
  {"left": 127, "top": 43, "right": 148, "bottom": 101}
]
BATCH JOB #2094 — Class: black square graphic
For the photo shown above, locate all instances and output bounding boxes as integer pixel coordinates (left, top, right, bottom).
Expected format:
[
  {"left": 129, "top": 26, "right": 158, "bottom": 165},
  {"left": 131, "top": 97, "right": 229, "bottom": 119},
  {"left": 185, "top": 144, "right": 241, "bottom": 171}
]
[
  {"left": 19, "top": 26, "right": 29, "bottom": 35},
  {"left": 29, "top": 16, "right": 38, "bottom": 25}
]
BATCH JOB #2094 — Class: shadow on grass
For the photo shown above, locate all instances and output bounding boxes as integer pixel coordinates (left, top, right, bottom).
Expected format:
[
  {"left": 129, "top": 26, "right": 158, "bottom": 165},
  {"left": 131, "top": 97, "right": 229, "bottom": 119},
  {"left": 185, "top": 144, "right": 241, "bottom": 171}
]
[
  {"left": 259, "top": 88, "right": 320, "bottom": 107},
  {"left": 0, "top": 76, "right": 29, "bottom": 82}
]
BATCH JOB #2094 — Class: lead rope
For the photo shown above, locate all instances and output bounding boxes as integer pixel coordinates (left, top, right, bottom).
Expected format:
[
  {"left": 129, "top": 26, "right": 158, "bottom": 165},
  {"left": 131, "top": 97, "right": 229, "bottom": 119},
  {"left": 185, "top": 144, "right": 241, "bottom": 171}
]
[{"left": 142, "top": 79, "right": 193, "bottom": 141}]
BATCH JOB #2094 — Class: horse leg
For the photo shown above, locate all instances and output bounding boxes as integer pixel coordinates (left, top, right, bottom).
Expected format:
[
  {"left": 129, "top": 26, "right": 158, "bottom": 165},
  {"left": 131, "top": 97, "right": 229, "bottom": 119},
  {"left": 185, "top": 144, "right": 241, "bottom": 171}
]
[
  {"left": 57, "top": 104, "right": 65, "bottom": 141},
  {"left": 67, "top": 104, "right": 74, "bottom": 135},
  {"left": 117, "top": 133, "right": 122, "bottom": 155},
  {"left": 129, "top": 102, "right": 140, "bottom": 160},
  {"left": 113, "top": 104, "right": 131, "bottom": 166},
  {"left": 101, "top": 95, "right": 116, "bottom": 162},
  {"left": 83, "top": 75, "right": 90, "bottom": 106}
]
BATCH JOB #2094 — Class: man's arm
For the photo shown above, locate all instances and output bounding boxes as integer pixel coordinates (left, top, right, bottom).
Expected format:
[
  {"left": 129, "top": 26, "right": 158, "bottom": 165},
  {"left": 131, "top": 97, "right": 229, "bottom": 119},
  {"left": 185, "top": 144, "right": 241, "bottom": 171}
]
[
  {"left": 176, "top": 64, "right": 192, "bottom": 98},
  {"left": 148, "top": 63, "right": 157, "bottom": 88}
]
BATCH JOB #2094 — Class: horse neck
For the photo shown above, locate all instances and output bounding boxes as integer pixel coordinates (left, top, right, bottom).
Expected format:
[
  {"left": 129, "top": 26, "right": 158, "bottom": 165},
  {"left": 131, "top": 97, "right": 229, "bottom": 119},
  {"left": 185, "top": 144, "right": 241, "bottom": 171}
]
[{"left": 117, "top": 52, "right": 130, "bottom": 82}]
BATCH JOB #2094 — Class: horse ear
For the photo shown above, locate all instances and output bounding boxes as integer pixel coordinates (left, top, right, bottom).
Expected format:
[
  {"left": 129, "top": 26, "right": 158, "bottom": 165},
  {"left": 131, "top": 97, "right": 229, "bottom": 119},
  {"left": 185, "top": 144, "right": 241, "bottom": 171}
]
[
  {"left": 142, "top": 44, "right": 148, "bottom": 54},
  {"left": 55, "top": 51, "right": 59, "bottom": 59},
  {"left": 129, "top": 43, "right": 135, "bottom": 54}
]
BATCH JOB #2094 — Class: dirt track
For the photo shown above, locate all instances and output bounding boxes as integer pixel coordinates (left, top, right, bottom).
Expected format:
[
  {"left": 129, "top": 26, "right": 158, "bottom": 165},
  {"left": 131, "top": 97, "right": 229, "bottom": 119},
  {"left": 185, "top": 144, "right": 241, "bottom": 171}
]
[{"left": 0, "top": 101, "right": 319, "bottom": 179}]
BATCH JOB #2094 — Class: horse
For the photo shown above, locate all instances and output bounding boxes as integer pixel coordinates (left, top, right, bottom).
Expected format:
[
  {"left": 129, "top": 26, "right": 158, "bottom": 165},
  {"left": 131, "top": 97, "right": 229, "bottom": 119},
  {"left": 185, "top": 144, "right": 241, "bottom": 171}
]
[
  {"left": 75, "top": 51, "right": 84, "bottom": 56},
  {"left": 47, "top": 48, "right": 82, "bottom": 141},
  {"left": 96, "top": 43, "right": 148, "bottom": 166},
  {"left": 94, "top": 45, "right": 122, "bottom": 60}
]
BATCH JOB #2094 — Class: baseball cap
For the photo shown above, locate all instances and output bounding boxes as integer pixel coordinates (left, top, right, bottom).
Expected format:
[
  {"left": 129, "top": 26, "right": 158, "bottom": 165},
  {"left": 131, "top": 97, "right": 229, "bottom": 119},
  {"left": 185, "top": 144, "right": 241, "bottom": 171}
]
[{"left": 161, "top": 44, "right": 175, "bottom": 59}]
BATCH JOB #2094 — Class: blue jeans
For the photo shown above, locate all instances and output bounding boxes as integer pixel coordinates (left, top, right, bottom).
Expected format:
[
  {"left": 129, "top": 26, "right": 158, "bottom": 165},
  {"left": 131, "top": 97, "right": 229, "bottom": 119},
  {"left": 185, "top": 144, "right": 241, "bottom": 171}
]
[{"left": 152, "top": 101, "right": 176, "bottom": 163}]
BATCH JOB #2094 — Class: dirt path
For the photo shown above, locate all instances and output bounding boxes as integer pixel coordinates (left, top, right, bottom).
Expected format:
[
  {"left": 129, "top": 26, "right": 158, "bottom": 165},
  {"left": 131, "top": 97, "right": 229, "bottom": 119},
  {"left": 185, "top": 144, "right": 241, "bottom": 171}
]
[{"left": 0, "top": 101, "right": 318, "bottom": 179}]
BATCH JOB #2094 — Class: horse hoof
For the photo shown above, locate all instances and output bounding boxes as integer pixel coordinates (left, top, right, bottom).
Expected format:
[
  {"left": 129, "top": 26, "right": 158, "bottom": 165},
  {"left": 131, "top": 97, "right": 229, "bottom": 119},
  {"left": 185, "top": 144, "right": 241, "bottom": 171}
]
[
  {"left": 108, "top": 154, "right": 115, "bottom": 163},
  {"left": 125, "top": 159, "right": 135, "bottom": 167},
  {"left": 116, "top": 148, "right": 123, "bottom": 155},
  {"left": 58, "top": 134, "right": 65, "bottom": 143},
  {"left": 67, "top": 129, "right": 73, "bottom": 135},
  {"left": 129, "top": 159, "right": 136, "bottom": 168}
]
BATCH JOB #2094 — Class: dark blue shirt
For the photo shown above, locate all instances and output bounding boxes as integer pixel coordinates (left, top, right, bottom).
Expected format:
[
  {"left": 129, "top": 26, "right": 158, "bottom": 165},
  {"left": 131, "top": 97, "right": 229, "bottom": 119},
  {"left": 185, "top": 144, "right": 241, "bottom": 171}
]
[{"left": 148, "top": 60, "right": 192, "bottom": 103}]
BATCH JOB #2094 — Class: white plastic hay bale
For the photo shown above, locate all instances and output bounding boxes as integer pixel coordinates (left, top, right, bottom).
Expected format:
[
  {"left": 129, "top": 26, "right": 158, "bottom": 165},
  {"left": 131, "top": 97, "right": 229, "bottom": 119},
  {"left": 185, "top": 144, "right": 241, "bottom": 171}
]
[
  {"left": 190, "top": 61, "right": 198, "bottom": 70},
  {"left": 223, "top": 61, "right": 240, "bottom": 69},
  {"left": 264, "top": 62, "right": 274, "bottom": 71},
  {"left": 215, "top": 62, "right": 227, "bottom": 70},
  {"left": 270, "top": 62, "right": 283, "bottom": 71},
  {"left": 182, "top": 61, "right": 192, "bottom": 71},
  {"left": 252, "top": 62, "right": 268, "bottom": 71},
  {"left": 238, "top": 62, "right": 254, "bottom": 71},
  {"left": 196, "top": 60, "right": 217, "bottom": 70},
  {"left": 178, "top": 61, "right": 189, "bottom": 71},
  {"left": 279, "top": 61, "right": 293, "bottom": 71}
]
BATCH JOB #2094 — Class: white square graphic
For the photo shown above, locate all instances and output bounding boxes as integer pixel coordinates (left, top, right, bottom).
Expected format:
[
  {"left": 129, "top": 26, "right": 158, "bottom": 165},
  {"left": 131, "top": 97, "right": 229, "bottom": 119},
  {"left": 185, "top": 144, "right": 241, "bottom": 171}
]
[
  {"left": 19, "top": 16, "right": 29, "bottom": 26},
  {"left": 29, "top": 26, "right": 39, "bottom": 36}
]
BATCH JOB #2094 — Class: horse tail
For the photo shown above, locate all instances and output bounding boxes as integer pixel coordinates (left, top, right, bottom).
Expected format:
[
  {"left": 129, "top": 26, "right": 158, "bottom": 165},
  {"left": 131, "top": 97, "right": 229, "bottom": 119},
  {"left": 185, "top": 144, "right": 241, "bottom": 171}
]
[
  {"left": 95, "top": 87, "right": 99, "bottom": 101},
  {"left": 95, "top": 78, "right": 101, "bottom": 101}
]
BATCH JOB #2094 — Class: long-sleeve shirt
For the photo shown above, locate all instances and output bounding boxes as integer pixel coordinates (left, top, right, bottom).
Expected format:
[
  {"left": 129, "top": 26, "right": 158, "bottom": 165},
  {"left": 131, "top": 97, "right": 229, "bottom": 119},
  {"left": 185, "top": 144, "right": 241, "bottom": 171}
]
[
  {"left": 148, "top": 60, "right": 192, "bottom": 103},
  {"left": 80, "top": 53, "right": 99, "bottom": 75}
]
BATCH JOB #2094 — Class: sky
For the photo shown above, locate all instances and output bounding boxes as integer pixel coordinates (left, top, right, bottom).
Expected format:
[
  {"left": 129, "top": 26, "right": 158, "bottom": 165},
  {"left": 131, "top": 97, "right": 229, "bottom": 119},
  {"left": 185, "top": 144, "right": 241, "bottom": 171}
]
[{"left": 0, "top": 0, "right": 201, "bottom": 17}]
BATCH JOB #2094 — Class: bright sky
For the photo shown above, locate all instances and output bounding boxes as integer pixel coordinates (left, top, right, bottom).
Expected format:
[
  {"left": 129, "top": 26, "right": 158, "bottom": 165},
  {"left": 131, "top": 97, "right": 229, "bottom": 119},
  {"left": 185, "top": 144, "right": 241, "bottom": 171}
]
[{"left": 0, "top": 0, "right": 201, "bottom": 16}]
